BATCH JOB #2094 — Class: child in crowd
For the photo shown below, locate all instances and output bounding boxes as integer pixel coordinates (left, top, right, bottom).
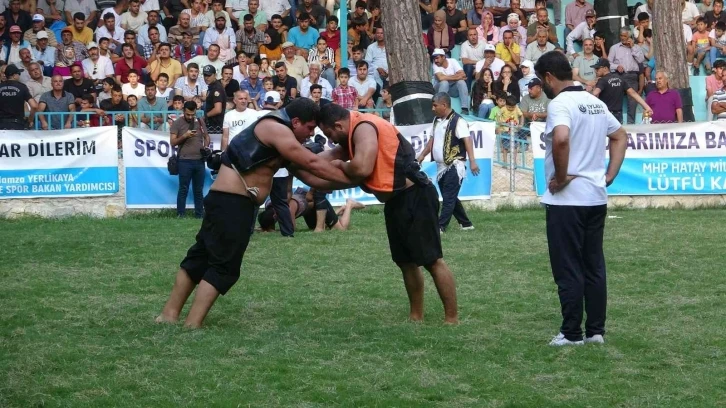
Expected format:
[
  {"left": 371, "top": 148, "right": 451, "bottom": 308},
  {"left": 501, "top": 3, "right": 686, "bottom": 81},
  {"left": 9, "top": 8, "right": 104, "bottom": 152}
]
[
  {"left": 167, "top": 95, "right": 185, "bottom": 128},
  {"left": 496, "top": 95, "right": 523, "bottom": 163},
  {"left": 127, "top": 94, "right": 139, "bottom": 127},
  {"left": 331, "top": 67, "right": 358, "bottom": 110},
  {"left": 122, "top": 70, "right": 145, "bottom": 100},
  {"left": 710, "top": 21, "right": 726, "bottom": 67},
  {"left": 259, "top": 77, "right": 274, "bottom": 106},
  {"left": 693, "top": 17, "right": 713, "bottom": 75},
  {"left": 156, "top": 73, "right": 174, "bottom": 106},
  {"left": 374, "top": 85, "right": 392, "bottom": 121},
  {"left": 79, "top": 94, "right": 107, "bottom": 127},
  {"left": 259, "top": 57, "right": 273, "bottom": 78},
  {"left": 97, "top": 77, "right": 116, "bottom": 107},
  {"left": 489, "top": 92, "right": 507, "bottom": 121}
]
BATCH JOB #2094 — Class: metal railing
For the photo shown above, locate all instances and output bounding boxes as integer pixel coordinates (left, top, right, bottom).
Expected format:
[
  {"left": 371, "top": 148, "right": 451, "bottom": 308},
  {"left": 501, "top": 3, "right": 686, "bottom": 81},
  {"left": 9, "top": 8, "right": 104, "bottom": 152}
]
[{"left": 33, "top": 110, "right": 205, "bottom": 131}]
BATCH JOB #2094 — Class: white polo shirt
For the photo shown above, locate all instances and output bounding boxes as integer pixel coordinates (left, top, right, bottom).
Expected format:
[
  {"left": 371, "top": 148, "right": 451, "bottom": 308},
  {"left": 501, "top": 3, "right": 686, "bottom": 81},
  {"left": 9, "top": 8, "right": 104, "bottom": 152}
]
[
  {"left": 542, "top": 87, "right": 621, "bottom": 206},
  {"left": 223, "top": 108, "right": 262, "bottom": 140}
]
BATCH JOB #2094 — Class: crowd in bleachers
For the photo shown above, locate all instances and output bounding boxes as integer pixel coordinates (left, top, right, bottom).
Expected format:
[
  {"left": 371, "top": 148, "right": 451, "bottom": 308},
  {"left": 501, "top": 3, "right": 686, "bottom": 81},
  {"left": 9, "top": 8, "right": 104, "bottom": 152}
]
[{"left": 0, "top": 0, "right": 721, "bottom": 131}]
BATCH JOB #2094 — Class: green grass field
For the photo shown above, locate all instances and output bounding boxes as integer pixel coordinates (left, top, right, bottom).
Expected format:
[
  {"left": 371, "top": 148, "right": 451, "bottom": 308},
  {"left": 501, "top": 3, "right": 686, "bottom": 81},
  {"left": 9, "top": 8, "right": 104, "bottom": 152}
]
[{"left": 1, "top": 208, "right": 725, "bottom": 407}]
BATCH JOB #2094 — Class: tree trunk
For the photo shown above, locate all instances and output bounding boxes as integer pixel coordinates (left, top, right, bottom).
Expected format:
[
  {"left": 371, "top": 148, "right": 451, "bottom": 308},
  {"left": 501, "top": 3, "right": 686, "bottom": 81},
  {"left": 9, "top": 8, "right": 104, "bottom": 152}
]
[
  {"left": 653, "top": 0, "right": 689, "bottom": 88},
  {"left": 381, "top": 0, "right": 431, "bottom": 84}
]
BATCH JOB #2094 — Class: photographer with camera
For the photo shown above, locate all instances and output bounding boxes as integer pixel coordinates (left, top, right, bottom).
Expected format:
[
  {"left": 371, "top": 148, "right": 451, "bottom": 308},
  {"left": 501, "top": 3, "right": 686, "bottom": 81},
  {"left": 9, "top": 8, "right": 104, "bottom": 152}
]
[{"left": 170, "top": 100, "right": 209, "bottom": 218}]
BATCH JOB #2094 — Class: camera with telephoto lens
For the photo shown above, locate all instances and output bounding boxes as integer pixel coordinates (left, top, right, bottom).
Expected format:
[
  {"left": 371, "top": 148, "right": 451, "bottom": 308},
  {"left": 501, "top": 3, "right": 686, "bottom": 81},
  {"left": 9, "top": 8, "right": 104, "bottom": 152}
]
[{"left": 202, "top": 148, "right": 223, "bottom": 175}]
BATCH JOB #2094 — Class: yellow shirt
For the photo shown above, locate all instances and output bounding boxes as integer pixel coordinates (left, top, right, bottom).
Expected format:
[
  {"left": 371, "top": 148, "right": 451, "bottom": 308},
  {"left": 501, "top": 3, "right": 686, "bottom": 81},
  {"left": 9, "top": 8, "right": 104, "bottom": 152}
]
[
  {"left": 495, "top": 42, "right": 520, "bottom": 64},
  {"left": 496, "top": 106, "right": 522, "bottom": 132},
  {"left": 149, "top": 59, "right": 184, "bottom": 84},
  {"left": 71, "top": 27, "right": 94, "bottom": 46}
]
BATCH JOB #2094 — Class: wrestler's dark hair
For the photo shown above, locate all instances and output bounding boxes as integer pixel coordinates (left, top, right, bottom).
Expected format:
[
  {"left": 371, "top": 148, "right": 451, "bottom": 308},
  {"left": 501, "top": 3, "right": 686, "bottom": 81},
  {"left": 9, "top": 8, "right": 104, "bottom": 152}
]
[
  {"left": 317, "top": 103, "right": 349, "bottom": 128},
  {"left": 284, "top": 97, "right": 321, "bottom": 123},
  {"left": 258, "top": 207, "right": 276, "bottom": 230}
]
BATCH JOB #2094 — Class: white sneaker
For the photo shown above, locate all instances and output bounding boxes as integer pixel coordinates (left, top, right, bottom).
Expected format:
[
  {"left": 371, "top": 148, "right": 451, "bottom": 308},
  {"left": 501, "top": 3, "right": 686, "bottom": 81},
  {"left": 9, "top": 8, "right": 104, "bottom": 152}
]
[
  {"left": 461, "top": 225, "right": 475, "bottom": 230},
  {"left": 584, "top": 334, "right": 605, "bottom": 344},
  {"left": 549, "top": 332, "right": 584, "bottom": 346}
]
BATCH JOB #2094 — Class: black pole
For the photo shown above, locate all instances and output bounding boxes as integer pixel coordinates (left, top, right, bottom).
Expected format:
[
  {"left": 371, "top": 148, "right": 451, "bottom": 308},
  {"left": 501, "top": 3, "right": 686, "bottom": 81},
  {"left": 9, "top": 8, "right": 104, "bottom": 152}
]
[{"left": 593, "top": 0, "right": 628, "bottom": 52}]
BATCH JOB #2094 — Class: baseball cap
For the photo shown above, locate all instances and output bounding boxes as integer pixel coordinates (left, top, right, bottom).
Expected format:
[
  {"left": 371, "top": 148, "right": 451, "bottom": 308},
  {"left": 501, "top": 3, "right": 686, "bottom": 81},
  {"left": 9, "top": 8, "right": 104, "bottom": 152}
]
[
  {"left": 62, "top": 27, "right": 72, "bottom": 33},
  {"left": 590, "top": 58, "right": 610, "bottom": 69},
  {"left": 214, "top": 11, "right": 225, "bottom": 20},
  {"left": 32, "top": 14, "right": 44, "bottom": 22},
  {"left": 520, "top": 59, "right": 534, "bottom": 70},
  {"left": 431, "top": 48, "right": 446, "bottom": 57},
  {"left": 585, "top": 9, "right": 596, "bottom": 17},
  {"left": 5, "top": 65, "right": 23, "bottom": 77},
  {"left": 87, "top": 41, "right": 99, "bottom": 49},
  {"left": 527, "top": 78, "right": 542, "bottom": 88},
  {"left": 264, "top": 91, "right": 281, "bottom": 104},
  {"left": 9, "top": 25, "right": 21, "bottom": 33},
  {"left": 202, "top": 65, "right": 216, "bottom": 76},
  {"left": 483, "top": 44, "right": 496, "bottom": 53},
  {"left": 36, "top": 31, "right": 48, "bottom": 40},
  {"left": 281, "top": 41, "right": 294, "bottom": 49}
]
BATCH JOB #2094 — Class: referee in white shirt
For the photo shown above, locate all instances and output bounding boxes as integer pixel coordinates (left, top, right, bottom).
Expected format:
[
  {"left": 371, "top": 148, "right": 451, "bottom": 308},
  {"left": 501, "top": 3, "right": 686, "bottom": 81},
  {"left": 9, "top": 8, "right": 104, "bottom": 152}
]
[{"left": 533, "top": 51, "right": 628, "bottom": 347}]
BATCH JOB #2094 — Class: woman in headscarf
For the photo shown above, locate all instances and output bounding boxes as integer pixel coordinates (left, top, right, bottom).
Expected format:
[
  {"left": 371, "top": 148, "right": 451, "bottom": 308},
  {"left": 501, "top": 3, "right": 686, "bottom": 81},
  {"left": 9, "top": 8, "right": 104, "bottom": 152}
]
[
  {"left": 53, "top": 46, "right": 83, "bottom": 80},
  {"left": 427, "top": 9, "right": 455, "bottom": 57},
  {"left": 476, "top": 10, "right": 500, "bottom": 46}
]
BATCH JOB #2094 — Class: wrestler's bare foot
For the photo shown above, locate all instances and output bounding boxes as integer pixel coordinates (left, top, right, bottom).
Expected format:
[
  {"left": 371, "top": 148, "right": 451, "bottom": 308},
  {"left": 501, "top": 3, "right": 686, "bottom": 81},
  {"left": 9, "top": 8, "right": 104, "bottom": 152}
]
[
  {"left": 346, "top": 199, "right": 365, "bottom": 210},
  {"left": 409, "top": 313, "right": 423, "bottom": 322},
  {"left": 313, "top": 227, "right": 325, "bottom": 232},
  {"left": 444, "top": 317, "right": 459, "bottom": 325},
  {"left": 155, "top": 313, "right": 179, "bottom": 324}
]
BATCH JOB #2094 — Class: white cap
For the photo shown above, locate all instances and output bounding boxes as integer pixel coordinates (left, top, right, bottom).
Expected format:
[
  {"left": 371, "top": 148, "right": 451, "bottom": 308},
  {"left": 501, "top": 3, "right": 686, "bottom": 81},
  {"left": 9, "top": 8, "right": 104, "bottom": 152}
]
[
  {"left": 32, "top": 14, "right": 44, "bottom": 22},
  {"left": 483, "top": 44, "right": 496, "bottom": 52},
  {"left": 87, "top": 41, "right": 99, "bottom": 49},
  {"left": 520, "top": 59, "right": 534, "bottom": 69},
  {"left": 431, "top": 48, "right": 446, "bottom": 57},
  {"left": 264, "top": 91, "right": 281, "bottom": 104},
  {"left": 507, "top": 13, "right": 520, "bottom": 22},
  {"left": 36, "top": 31, "right": 48, "bottom": 40}
]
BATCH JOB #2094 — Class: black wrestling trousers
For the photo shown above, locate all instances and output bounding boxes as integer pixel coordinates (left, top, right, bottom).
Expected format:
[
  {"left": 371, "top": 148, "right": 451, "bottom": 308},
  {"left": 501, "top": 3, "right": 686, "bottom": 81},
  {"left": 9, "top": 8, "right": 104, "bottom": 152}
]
[{"left": 546, "top": 204, "right": 608, "bottom": 341}]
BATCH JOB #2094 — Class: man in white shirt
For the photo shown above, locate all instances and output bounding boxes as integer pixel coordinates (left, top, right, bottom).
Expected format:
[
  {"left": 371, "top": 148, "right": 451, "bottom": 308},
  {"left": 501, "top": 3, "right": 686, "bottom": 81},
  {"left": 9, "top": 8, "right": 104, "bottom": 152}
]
[
  {"left": 634, "top": 0, "right": 652, "bottom": 24},
  {"left": 525, "top": 28, "right": 555, "bottom": 64},
  {"left": 137, "top": 10, "right": 167, "bottom": 46},
  {"left": 474, "top": 44, "right": 505, "bottom": 80},
  {"left": 432, "top": 48, "right": 470, "bottom": 115},
  {"left": 534, "top": 51, "right": 627, "bottom": 347},
  {"left": 682, "top": 0, "right": 701, "bottom": 28},
  {"left": 185, "top": 44, "right": 226, "bottom": 79},
  {"left": 460, "top": 27, "right": 485, "bottom": 89},
  {"left": 349, "top": 60, "right": 377, "bottom": 109},
  {"left": 300, "top": 61, "right": 333, "bottom": 100},
  {"left": 221, "top": 89, "right": 260, "bottom": 150},
  {"left": 566, "top": 9, "right": 597, "bottom": 57},
  {"left": 365, "top": 26, "right": 389, "bottom": 88},
  {"left": 121, "top": 0, "right": 148, "bottom": 32},
  {"left": 96, "top": 12, "right": 125, "bottom": 51},
  {"left": 202, "top": 12, "right": 236, "bottom": 51},
  {"left": 140, "top": 0, "right": 160, "bottom": 12},
  {"left": 81, "top": 42, "right": 114, "bottom": 87}
]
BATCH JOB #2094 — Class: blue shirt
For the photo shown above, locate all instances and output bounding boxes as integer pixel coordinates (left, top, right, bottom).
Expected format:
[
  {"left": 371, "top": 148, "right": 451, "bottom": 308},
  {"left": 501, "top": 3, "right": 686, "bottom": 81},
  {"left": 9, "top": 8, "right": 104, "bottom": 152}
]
[
  {"left": 287, "top": 26, "right": 319, "bottom": 51},
  {"left": 32, "top": 46, "right": 56, "bottom": 68},
  {"left": 241, "top": 77, "right": 264, "bottom": 102}
]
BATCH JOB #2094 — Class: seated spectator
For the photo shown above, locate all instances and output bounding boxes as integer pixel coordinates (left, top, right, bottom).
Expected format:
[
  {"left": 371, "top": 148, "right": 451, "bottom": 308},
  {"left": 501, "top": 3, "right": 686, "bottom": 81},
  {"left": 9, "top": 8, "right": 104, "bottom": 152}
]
[
  {"left": 13, "top": 46, "right": 32, "bottom": 81},
  {"left": 646, "top": 72, "right": 683, "bottom": 123},
  {"left": 64, "top": 64, "right": 96, "bottom": 109},
  {"left": 375, "top": 85, "right": 392, "bottom": 121},
  {"left": 471, "top": 67, "right": 495, "bottom": 117},
  {"left": 275, "top": 83, "right": 292, "bottom": 107},
  {"left": 259, "top": 76, "right": 274, "bottom": 104},
  {"left": 486, "top": 0, "right": 510, "bottom": 26},
  {"left": 163, "top": 0, "right": 188, "bottom": 31},
  {"left": 112, "top": 30, "right": 144, "bottom": 64},
  {"left": 492, "top": 64, "right": 520, "bottom": 100},
  {"left": 525, "top": 28, "right": 555, "bottom": 64},
  {"left": 99, "top": 0, "right": 126, "bottom": 31},
  {"left": 693, "top": 17, "right": 713, "bottom": 75},
  {"left": 476, "top": 10, "right": 499, "bottom": 46},
  {"left": 58, "top": 27, "right": 88, "bottom": 63},
  {"left": 432, "top": 48, "right": 470, "bottom": 115},
  {"left": 24, "top": 13, "right": 55, "bottom": 47},
  {"left": 281, "top": 40, "right": 309, "bottom": 87},
  {"left": 297, "top": 0, "right": 326, "bottom": 30},
  {"left": 467, "top": 0, "right": 484, "bottom": 28},
  {"left": 168, "top": 13, "right": 201, "bottom": 46},
  {"left": 633, "top": 12, "right": 650, "bottom": 44},
  {"left": 206, "top": 0, "right": 231, "bottom": 29},
  {"left": 564, "top": 0, "right": 593, "bottom": 40},
  {"left": 710, "top": 21, "right": 726, "bottom": 66},
  {"left": 495, "top": 29, "right": 521, "bottom": 71},
  {"left": 186, "top": 43, "right": 225, "bottom": 79},
  {"left": 148, "top": 42, "right": 184, "bottom": 84},
  {"left": 32, "top": 30, "right": 55, "bottom": 77},
  {"left": 567, "top": 9, "right": 597, "bottom": 57},
  {"left": 591, "top": 58, "right": 651, "bottom": 124},
  {"left": 259, "top": 57, "right": 273, "bottom": 78},
  {"left": 461, "top": 27, "right": 486, "bottom": 88},
  {"left": 181, "top": 0, "right": 210, "bottom": 32},
  {"left": 96, "top": 12, "right": 125, "bottom": 52},
  {"left": 204, "top": 11, "right": 236, "bottom": 53},
  {"left": 3, "top": 25, "right": 29, "bottom": 64},
  {"left": 122, "top": 0, "right": 148, "bottom": 32},
  {"left": 634, "top": 0, "right": 653, "bottom": 24},
  {"left": 526, "top": 0, "right": 546, "bottom": 26},
  {"left": 308, "top": 83, "right": 326, "bottom": 105},
  {"left": 475, "top": 44, "right": 505, "bottom": 80},
  {"left": 174, "top": 62, "right": 208, "bottom": 102},
  {"left": 571, "top": 38, "right": 598, "bottom": 91},
  {"left": 240, "top": 63, "right": 264, "bottom": 107},
  {"left": 138, "top": 80, "right": 168, "bottom": 129},
  {"left": 126, "top": 94, "right": 140, "bottom": 126},
  {"left": 236, "top": 13, "right": 265, "bottom": 60},
  {"left": 82, "top": 42, "right": 115, "bottom": 88},
  {"left": 97, "top": 77, "right": 116, "bottom": 106},
  {"left": 526, "top": 8, "right": 557, "bottom": 46},
  {"left": 272, "top": 61, "right": 297, "bottom": 98},
  {"left": 705, "top": 0, "right": 726, "bottom": 29},
  {"left": 232, "top": 51, "right": 249, "bottom": 83},
  {"left": 300, "top": 61, "right": 333, "bottom": 100},
  {"left": 138, "top": 10, "right": 168, "bottom": 46},
  {"left": 683, "top": 0, "right": 701, "bottom": 30},
  {"left": 98, "top": 37, "right": 114, "bottom": 59},
  {"left": 2, "top": 0, "right": 31, "bottom": 33},
  {"left": 444, "top": 0, "right": 468, "bottom": 44},
  {"left": 428, "top": 9, "right": 455, "bottom": 56},
  {"left": 310, "top": 36, "right": 337, "bottom": 87},
  {"left": 114, "top": 43, "right": 147, "bottom": 83},
  {"left": 67, "top": 12, "right": 94, "bottom": 45},
  {"left": 517, "top": 59, "right": 537, "bottom": 96},
  {"left": 287, "top": 12, "right": 318, "bottom": 59},
  {"left": 489, "top": 91, "right": 507, "bottom": 120},
  {"left": 520, "top": 78, "right": 549, "bottom": 125},
  {"left": 593, "top": 30, "right": 608, "bottom": 59},
  {"left": 140, "top": 26, "right": 163, "bottom": 60},
  {"left": 260, "top": 13, "right": 284, "bottom": 61},
  {"left": 38, "top": 74, "right": 75, "bottom": 130},
  {"left": 499, "top": 13, "right": 527, "bottom": 57},
  {"left": 100, "top": 85, "right": 130, "bottom": 127},
  {"left": 707, "top": 59, "right": 726, "bottom": 100},
  {"left": 349, "top": 16, "right": 372, "bottom": 49},
  {"left": 350, "top": 60, "right": 376, "bottom": 109},
  {"left": 700, "top": 0, "right": 715, "bottom": 15},
  {"left": 320, "top": 15, "right": 341, "bottom": 53},
  {"left": 237, "top": 0, "right": 267, "bottom": 31},
  {"left": 155, "top": 72, "right": 175, "bottom": 104},
  {"left": 54, "top": 47, "right": 83, "bottom": 79},
  {"left": 78, "top": 94, "right": 108, "bottom": 127},
  {"left": 173, "top": 31, "right": 204, "bottom": 63},
  {"left": 26, "top": 62, "right": 51, "bottom": 101},
  {"left": 122, "top": 69, "right": 145, "bottom": 99},
  {"left": 259, "top": 0, "right": 292, "bottom": 29}
]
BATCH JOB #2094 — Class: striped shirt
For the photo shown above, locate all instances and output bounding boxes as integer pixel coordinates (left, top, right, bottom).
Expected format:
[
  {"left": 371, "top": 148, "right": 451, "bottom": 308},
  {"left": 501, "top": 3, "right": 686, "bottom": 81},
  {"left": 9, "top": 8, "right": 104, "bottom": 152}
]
[
  {"left": 173, "top": 76, "right": 209, "bottom": 98},
  {"left": 307, "top": 46, "right": 335, "bottom": 68},
  {"left": 712, "top": 90, "right": 726, "bottom": 120},
  {"left": 181, "top": 9, "right": 210, "bottom": 28}
]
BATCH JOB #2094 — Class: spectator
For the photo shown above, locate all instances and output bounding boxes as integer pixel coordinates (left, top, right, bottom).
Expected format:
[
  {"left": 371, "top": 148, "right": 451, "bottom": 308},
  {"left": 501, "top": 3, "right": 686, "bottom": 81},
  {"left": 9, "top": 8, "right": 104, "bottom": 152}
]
[
  {"left": 308, "top": 83, "right": 325, "bottom": 105},
  {"left": 78, "top": 94, "right": 108, "bottom": 127},
  {"left": 633, "top": 12, "right": 650, "bottom": 44},
  {"left": 237, "top": 0, "right": 266, "bottom": 31},
  {"left": 169, "top": 13, "right": 201, "bottom": 46},
  {"left": 520, "top": 77, "right": 549, "bottom": 125},
  {"left": 496, "top": 95, "right": 523, "bottom": 161},
  {"left": 65, "top": 13, "right": 92, "bottom": 47},
  {"left": 138, "top": 80, "right": 168, "bottom": 129},
  {"left": 646, "top": 72, "right": 684, "bottom": 123},
  {"left": 236, "top": 13, "right": 264, "bottom": 60},
  {"left": 496, "top": 29, "right": 521, "bottom": 70},
  {"left": 297, "top": 0, "right": 326, "bottom": 30},
  {"left": 115, "top": 43, "right": 147, "bottom": 83},
  {"left": 54, "top": 47, "right": 82, "bottom": 79},
  {"left": 145, "top": 42, "right": 183, "bottom": 85},
  {"left": 634, "top": 0, "right": 653, "bottom": 24},
  {"left": 259, "top": 0, "right": 291, "bottom": 29},
  {"left": 461, "top": 27, "right": 486, "bottom": 88},
  {"left": 288, "top": 12, "right": 318, "bottom": 59},
  {"left": 300, "top": 61, "right": 333, "bottom": 100},
  {"left": 309, "top": 36, "right": 336, "bottom": 86},
  {"left": 220, "top": 65, "right": 240, "bottom": 108},
  {"left": 608, "top": 28, "right": 645, "bottom": 124},
  {"left": 232, "top": 51, "right": 249, "bottom": 83},
  {"left": 475, "top": 43, "right": 505, "bottom": 80},
  {"left": 701, "top": 0, "right": 715, "bottom": 15},
  {"left": 140, "top": 26, "right": 163, "bottom": 61},
  {"left": 709, "top": 87, "right": 726, "bottom": 120},
  {"left": 261, "top": 13, "right": 284, "bottom": 61},
  {"left": 693, "top": 17, "right": 712, "bottom": 75},
  {"left": 58, "top": 27, "right": 88, "bottom": 63},
  {"left": 156, "top": 72, "right": 175, "bottom": 104},
  {"left": 281, "top": 40, "right": 309, "bottom": 87},
  {"left": 163, "top": 0, "right": 189, "bottom": 31},
  {"left": 2, "top": 25, "right": 28, "bottom": 63},
  {"left": 98, "top": 37, "right": 114, "bottom": 59},
  {"left": 186, "top": 43, "right": 225, "bottom": 79},
  {"left": 111, "top": 29, "right": 143, "bottom": 64},
  {"left": 486, "top": 0, "right": 510, "bottom": 25},
  {"left": 567, "top": 9, "right": 597, "bottom": 57},
  {"left": 99, "top": 0, "right": 127, "bottom": 31},
  {"left": 173, "top": 30, "right": 204, "bottom": 62},
  {"left": 138, "top": 10, "right": 168, "bottom": 46},
  {"left": 272, "top": 61, "right": 297, "bottom": 98},
  {"left": 350, "top": 60, "right": 376, "bottom": 109},
  {"left": 502, "top": 0, "right": 529, "bottom": 28},
  {"left": 206, "top": 0, "right": 231, "bottom": 29},
  {"left": 65, "top": 0, "right": 97, "bottom": 29},
  {"left": 517, "top": 59, "right": 537, "bottom": 96},
  {"left": 682, "top": 0, "right": 701, "bottom": 29},
  {"left": 221, "top": 90, "right": 257, "bottom": 150},
  {"left": 492, "top": 64, "right": 520, "bottom": 100},
  {"left": 170, "top": 100, "right": 208, "bottom": 218},
  {"left": 707, "top": 59, "right": 726, "bottom": 100},
  {"left": 26, "top": 62, "right": 51, "bottom": 101},
  {"left": 275, "top": 83, "right": 291, "bottom": 107},
  {"left": 525, "top": 28, "right": 555, "bottom": 64},
  {"left": 526, "top": 8, "right": 557, "bottom": 46},
  {"left": 331, "top": 67, "right": 358, "bottom": 110},
  {"left": 63, "top": 63, "right": 96, "bottom": 108},
  {"left": 174, "top": 63, "right": 207, "bottom": 102},
  {"left": 711, "top": 21, "right": 726, "bottom": 64},
  {"left": 499, "top": 13, "right": 527, "bottom": 56},
  {"left": 476, "top": 10, "right": 499, "bottom": 46},
  {"left": 349, "top": 16, "right": 372, "bottom": 50},
  {"left": 593, "top": 30, "right": 608, "bottom": 59},
  {"left": 205, "top": 12, "right": 236, "bottom": 62},
  {"left": 13, "top": 46, "right": 32, "bottom": 81},
  {"left": 38, "top": 74, "right": 75, "bottom": 130},
  {"left": 24, "top": 13, "right": 54, "bottom": 48},
  {"left": 122, "top": 0, "right": 148, "bottom": 32},
  {"left": 365, "top": 26, "right": 388, "bottom": 88},
  {"left": 705, "top": 0, "right": 726, "bottom": 29},
  {"left": 96, "top": 12, "right": 125, "bottom": 52},
  {"left": 572, "top": 38, "right": 598, "bottom": 91},
  {"left": 564, "top": 0, "right": 593, "bottom": 40},
  {"left": 121, "top": 69, "right": 145, "bottom": 99},
  {"left": 240, "top": 62, "right": 264, "bottom": 106},
  {"left": 31, "top": 30, "right": 55, "bottom": 77},
  {"left": 375, "top": 85, "right": 392, "bottom": 121},
  {"left": 181, "top": 0, "right": 210, "bottom": 32},
  {"left": 432, "top": 48, "right": 470, "bottom": 115},
  {"left": 0, "top": 16, "right": 8, "bottom": 44},
  {"left": 591, "top": 58, "right": 652, "bottom": 124},
  {"left": 2, "top": 0, "right": 31, "bottom": 33},
  {"left": 444, "top": 0, "right": 468, "bottom": 44},
  {"left": 467, "top": 0, "right": 485, "bottom": 28},
  {"left": 320, "top": 15, "right": 340, "bottom": 53},
  {"left": 429, "top": 9, "right": 455, "bottom": 56},
  {"left": 471, "top": 67, "right": 495, "bottom": 117},
  {"left": 226, "top": 0, "right": 247, "bottom": 30}
]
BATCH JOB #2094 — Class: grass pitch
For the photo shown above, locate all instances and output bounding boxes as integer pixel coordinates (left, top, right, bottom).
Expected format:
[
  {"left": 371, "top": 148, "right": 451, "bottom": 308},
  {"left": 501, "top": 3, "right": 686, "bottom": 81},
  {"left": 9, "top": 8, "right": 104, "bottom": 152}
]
[{"left": 1, "top": 208, "right": 725, "bottom": 407}]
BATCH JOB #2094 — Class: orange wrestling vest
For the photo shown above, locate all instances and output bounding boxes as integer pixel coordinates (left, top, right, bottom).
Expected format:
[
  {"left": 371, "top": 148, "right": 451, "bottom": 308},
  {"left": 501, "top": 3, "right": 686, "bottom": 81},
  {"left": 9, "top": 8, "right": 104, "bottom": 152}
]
[{"left": 346, "top": 112, "right": 416, "bottom": 193}]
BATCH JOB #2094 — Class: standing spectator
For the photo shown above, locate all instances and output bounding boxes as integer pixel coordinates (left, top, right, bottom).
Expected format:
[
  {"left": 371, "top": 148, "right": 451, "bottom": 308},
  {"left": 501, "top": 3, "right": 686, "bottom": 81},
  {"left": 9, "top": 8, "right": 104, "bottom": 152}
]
[
  {"left": 432, "top": 48, "right": 470, "bottom": 115},
  {"left": 608, "top": 28, "right": 645, "bottom": 124},
  {"left": 444, "top": 0, "right": 468, "bottom": 44},
  {"left": 309, "top": 36, "right": 337, "bottom": 87},
  {"left": 221, "top": 90, "right": 258, "bottom": 150},
  {"left": 287, "top": 12, "right": 318, "bottom": 59},
  {"left": 349, "top": 60, "right": 376, "bottom": 109},
  {"left": 64, "top": 64, "right": 96, "bottom": 108},
  {"left": 365, "top": 26, "right": 388, "bottom": 88},
  {"left": 24, "top": 13, "right": 55, "bottom": 47},
  {"left": 0, "top": 65, "right": 37, "bottom": 129},
  {"left": 38, "top": 75, "right": 75, "bottom": 130},
  {"left": 300, "top": 61, "right": 332, "bottom": 100},
  {"left": 591, "top": 58, "right": 652, "bottom": 124},
  {"left": 204, "top": 11, "right": 236, "bottom": 53},
  {"left": 138, "top": 10, "right": 168, "bottom": 46},
  {"left": 170, "top": 100, "right": 209, "bottom": 218},
  {"left": 149, "top": 42, "right": 183, "bottom": 84},
  {"left": 495, "top": 29, "right": 521, "bottom": 71},
  {"left": 32, "top": 30, "right": 55, "bottom": 77},
  {"left": 475, "top": 43, "right": 505, "bottom": 80},
  {"left": 2, "top": 25, "right": 29, "bottom": 64},
  {"left": 186, "top": 44, "right": 225, "bottom": 79},
  {"left": 221, "top": 65, "right": 240, "bottom": 105},
  {"left": 429, "top": 9, "right": 455, "bottom": 56},
  {"left": 155, "top": 73, "right": 174, "bottom": 104},
  {"left": 173, "top": 30, "right": 204, "bottom": 62},
  {"left": 138, "top": 80, "right": 167, "bottom": 129},
  {"left": 100, "top": 84, "right": 130, "bottom": 128},
  {"left": 235, "top": 13, "right": 264, "bottom": 60},
  {"left": 115, "top": 43, "right": 147, "bottom": 83},
  {"left": 417, "top": 92, "right": 479, "bottom": 232},
  {"left": 461, "top": 27, "right": 486, "bottom": 89},
  {"left": 122, "top": 0, "right": 148, "bottom": 32},
  {"left": 272, "top": 61, "right": 297, "bottom": 98},
  {"left": 563, "top": 0, "right": 593, "bottom": 40},
  {"left": 520, "top": 77, "right": 549, "bottom": 125},
  {"left": 645, "top": 72, "right": 684, "bottom": 123},
  {"left": 26, "top": 62, "right": 52, "bottom": 101},
  {"left": 525, "top": 28, "right": 555, "bottom": 64},
  {"left": 2, "top": 0, "right": 31, "bottom": 33},
  {"left": 281, "top": 40, "right": 309, "bottom": 87},
  {"left": 571, "top": 38, "right": 598, "bottom": 91},
  {"left": 566, "top": 9, "right": 597, "bottom": 57}
]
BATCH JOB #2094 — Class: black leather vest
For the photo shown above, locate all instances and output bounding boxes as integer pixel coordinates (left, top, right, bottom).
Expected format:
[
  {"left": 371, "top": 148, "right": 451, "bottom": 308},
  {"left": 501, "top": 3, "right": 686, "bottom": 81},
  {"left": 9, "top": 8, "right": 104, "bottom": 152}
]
[{"left": 221, "top": 109, "right": 292, "bottom": 173}]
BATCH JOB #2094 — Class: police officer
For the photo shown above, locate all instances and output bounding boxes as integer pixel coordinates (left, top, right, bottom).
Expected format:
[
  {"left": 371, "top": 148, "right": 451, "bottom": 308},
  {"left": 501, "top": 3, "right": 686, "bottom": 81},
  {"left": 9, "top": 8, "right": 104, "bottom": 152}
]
[
  {"left": 202, "top": 65, "right": 227, "bottom": 134},
  {"left": 0, "top": 65, "right": 38, "bottom": 130}
]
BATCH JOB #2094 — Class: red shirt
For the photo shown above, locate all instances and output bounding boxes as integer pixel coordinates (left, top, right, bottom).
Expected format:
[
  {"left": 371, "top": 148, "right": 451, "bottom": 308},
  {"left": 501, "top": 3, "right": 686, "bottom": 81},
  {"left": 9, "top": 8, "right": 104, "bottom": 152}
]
[
  {"left": 320, "top": 29, "right": 341, "bottom": 51},
  {"left": 114, "top": 56, "right": 148, "bottom": 83}
]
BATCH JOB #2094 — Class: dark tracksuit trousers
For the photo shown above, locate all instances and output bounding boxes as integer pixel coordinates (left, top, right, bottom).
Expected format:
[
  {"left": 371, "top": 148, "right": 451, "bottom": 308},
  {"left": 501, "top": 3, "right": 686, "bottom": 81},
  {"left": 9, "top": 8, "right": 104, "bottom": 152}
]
[
  {"left": 271, "top": 176, "right": 294, "bottom": 237},
  {"left": 438, "top": 165, "right": 473, "bottom": 231},
  {"left": 546, "top": 204, "right": 608, "bottom": 341}
]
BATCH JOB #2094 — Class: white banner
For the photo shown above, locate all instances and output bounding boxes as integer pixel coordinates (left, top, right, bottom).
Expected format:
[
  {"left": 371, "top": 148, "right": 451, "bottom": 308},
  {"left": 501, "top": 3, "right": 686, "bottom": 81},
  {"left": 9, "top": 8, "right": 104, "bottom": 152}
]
[{"left": 0, "top": 127, "right": 119, "bottom": 198}]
